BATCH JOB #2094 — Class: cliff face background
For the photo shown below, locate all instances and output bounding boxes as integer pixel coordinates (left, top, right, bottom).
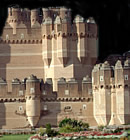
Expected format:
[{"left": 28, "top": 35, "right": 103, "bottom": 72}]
[{"left": 0, "top": 0, "right": 129, "bottom": 61}]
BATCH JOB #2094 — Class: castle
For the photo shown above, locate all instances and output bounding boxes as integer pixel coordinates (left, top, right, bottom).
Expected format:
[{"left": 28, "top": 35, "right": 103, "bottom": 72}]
[{"left": 0, "top": 6, "right": 129, "bottom": 129}]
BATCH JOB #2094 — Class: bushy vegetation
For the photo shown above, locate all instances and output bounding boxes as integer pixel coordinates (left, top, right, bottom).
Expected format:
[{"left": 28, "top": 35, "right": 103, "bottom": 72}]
[
  {"left": 98, "top": 125, "right": 105, "bottom": 131},
  {"left": 45, "top": 123, "right": 59, "bottom": 137},
  {"left": 37, "top": 126, "right": 46, "bottom": 136},
  {"left": 113, "top": 127, "right": 121, "bottom": 133},
  {"left": 37, "top": 124, "right": 59, "bottom": 137},
  {"left": 59, "top": 117, "right": 89, "bottom": 133}
]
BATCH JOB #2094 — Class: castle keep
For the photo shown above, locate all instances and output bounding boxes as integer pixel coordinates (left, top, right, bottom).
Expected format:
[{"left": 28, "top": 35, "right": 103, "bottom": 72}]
[
  {"left": 0, "top": 7, "right": 98, "bottom": 91},
  {"left": 0, "top": 6, "right": 129, "bottom": 129}
]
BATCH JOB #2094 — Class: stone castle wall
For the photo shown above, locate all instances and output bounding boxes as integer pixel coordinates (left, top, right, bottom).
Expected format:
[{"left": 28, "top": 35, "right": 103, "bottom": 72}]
[{"left": 0, "top": 75, "right": 97, "bottom": 128}]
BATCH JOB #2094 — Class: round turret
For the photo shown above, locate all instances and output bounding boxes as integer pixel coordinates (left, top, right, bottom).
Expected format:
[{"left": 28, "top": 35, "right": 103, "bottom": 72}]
[
  {"left": 7, "top": 7, "right": 22, "bottom": 25},
  {"left": 74, "top": 15, "right": 84, "bottom": 23},
  {"left": 31, "top": 9, "right": 40, "bottom": 26},
  {"left": 25, "top": 74, "right": 41, "bottom": 127},
  {"left": 42, "top": 8, "right": 50, "bottom": 19},
  {"left": 115, "top": 60, "right": 123, "bottom": 69},
  {"left": 59, "top": 7, "right": 69, "bottom": 19}
]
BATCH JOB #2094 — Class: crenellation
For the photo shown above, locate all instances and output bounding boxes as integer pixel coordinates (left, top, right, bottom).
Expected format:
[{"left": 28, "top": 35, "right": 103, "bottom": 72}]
[{"left": 82, "top": 75, "right": 92, "bottom": 97}]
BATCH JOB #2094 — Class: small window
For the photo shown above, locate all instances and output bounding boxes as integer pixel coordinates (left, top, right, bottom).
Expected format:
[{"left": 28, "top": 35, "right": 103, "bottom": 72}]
[
  {"left": 83, "top": 104, "right": 87, "bottom": 110},
  {"left": 19, "top": 106, "right": 23, "bottom": 111},
  {"left": 21, "top": 33, "right": 24, "bottom": 39},
  {"left": 100, "top": 76, "right": 104, "bottom": 81},
  {"left": 43, "top": 105, "right": 47, "bottom": 110},
  {"left": 64, "top": 106, "right": 72, "bottom": 112},
  {"left": 65, "top": 90, "right": 69, "bottom": 95},
  {"left": 30, "top": 88, "right": 35, "bottom": 94},
  {"left": 19, "top": 90, "right": 23, "bottom": 96},
  {"left": 6, "top": 34, "right": 9, "bottom": 40},
  {"left": 124, "top": 75, "right": 128, "bottom": 80}
]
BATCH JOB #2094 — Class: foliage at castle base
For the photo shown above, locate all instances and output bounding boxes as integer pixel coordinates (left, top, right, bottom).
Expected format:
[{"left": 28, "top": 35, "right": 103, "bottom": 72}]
[
  {"left": 29, "top": 131, "right": 128, "bottom": 140},
  {"left": 28, "top": 118, "right": 129, "bottom": 140}
]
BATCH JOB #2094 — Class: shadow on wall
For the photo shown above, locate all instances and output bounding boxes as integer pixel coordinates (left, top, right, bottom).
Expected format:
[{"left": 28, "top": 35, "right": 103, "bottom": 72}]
[
  {"left": 38, "top": 79, "right": 61, "bottom": 127},
  {"left": 0, "top": 103, "right": 6, "bottom": 129},
  {"left": 0, "top": 43, "right": 11, "bottom": 82},
  {"left": 0, "top": 43, "right": 10, "bottom": 128}
]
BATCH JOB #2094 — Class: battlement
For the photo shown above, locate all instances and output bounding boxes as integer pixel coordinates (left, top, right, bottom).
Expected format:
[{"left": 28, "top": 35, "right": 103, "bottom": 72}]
[
  {"left": 0, "top": 75, "right": 92, "bottom": 101},
  {"left": 92, "top": 56, "right": 130, "bottom": 89},
  {"left": 2, "top": 7, "right": 97, "bottom": 39}
]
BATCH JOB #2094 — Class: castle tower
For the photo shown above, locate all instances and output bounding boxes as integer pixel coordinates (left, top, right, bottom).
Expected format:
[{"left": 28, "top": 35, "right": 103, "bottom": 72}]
[
  {"left": 82, "top": 75, "right": 92, "bottom": 97},
  {"left": 12, "top": 78, "right": 21, "bottom": 97},
  {"left": 42, "top": 8, "right": 50, "bottom": 19},
  {"left": 25, "top": 75, "right": 41, "bottom": 127},
  {"left": 74, "top": 15, "right": 87, "bottom": 63},
  {"left": 7, "top": 7, "right": 22, "bottom": 34},
  {"left": 55, "top": 15, "right": 70, "bottom": 65},
  {"left": 59, "top": 7, "right": 68, "bottom": 19},
  {"left": 92, "top": 61, "right": 112, "bottom": 125},
  {"left": 57, "top": 77, "right": 67, "bottom": 97},
  {"left": 41, "top": 7, "right": 98, "bottom": 91},
  {"left": 115, "top": 60, "right": 130, "bottom": 124},
  {"left": 86, "top": 18, "right": 98, "bottom": 65},
  {"left": 124, "top": 59, "right": 130, "bottom": 123},
  {"left": 22, "top": 8, "right": 31, "bottom": 27},
  {"left": 42, "top": 16, "right": 52, "bottom": 66},
  {"left": 109, "top": 77, "right": 117, "bottom": 125},
  {"left": 31, "top": 9, "right": 40, "bottom": 27}
]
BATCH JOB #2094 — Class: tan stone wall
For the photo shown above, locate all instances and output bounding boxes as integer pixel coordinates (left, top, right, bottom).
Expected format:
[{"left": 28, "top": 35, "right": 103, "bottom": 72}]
[
  {"left": 0, "top": 43, "right": 44, "bottom": 90},
  {"left": 0, "top": 102, "right": 26, "bottom": 129},
  {"left": 39, "top": 101, "right": 97, "bottom": 127}
]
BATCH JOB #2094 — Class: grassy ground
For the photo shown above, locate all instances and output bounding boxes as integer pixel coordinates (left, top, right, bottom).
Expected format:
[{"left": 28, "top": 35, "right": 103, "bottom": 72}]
[{"left": 0, "top": 134, "right": 33, "bottom": 140}]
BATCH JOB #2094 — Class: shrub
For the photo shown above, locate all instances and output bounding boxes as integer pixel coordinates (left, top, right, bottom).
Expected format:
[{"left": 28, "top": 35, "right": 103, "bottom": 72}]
[
  {"left": 59, "top": 124, "right": 74, "bottom": 133},
  {"left": 113, "top": 127, "right": 121, "bottom": 133},
  {"left": 82, "top": 122, "right": 89, "bottom": 130},
  {"left": 45, "top": 123, "right": 59, "bottom": 137},
  {"left": 46, "top": 123, "right": 51, "bottom": 131},
  {"left": 37, "top": 126, "right": 46, "bottom": 136},
  {"left": 59, "top": 118, "right": 89, "bottom": 133},
  {"left": 98, "top": 125, "right": 105, "bottom": 131}
]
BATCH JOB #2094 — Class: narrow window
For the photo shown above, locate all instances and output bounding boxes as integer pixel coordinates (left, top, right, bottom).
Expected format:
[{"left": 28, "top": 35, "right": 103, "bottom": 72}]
[
  {"left": 30, "top": 88, "right": 35, "bottom": 94},
  {"left": 100, "top": 76, "right": 104, "bottom": 81},
  {"left": 6, "top": 34, "right": 9, "bottom": 40},
  {"left": 124, "top": 75, "right": 128, "bottom": 80},
  {"left": 19, "top": 106, "right": 23, "bottom": 111},
  {"left": 64, "top": 90, "right": 69, "bottom": 95},
  {"left": 21, "top": 33, "right": 24, "bottom": 39},
  {"left": 83, "top": 104, "right": 87, "bottom": 110}
]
